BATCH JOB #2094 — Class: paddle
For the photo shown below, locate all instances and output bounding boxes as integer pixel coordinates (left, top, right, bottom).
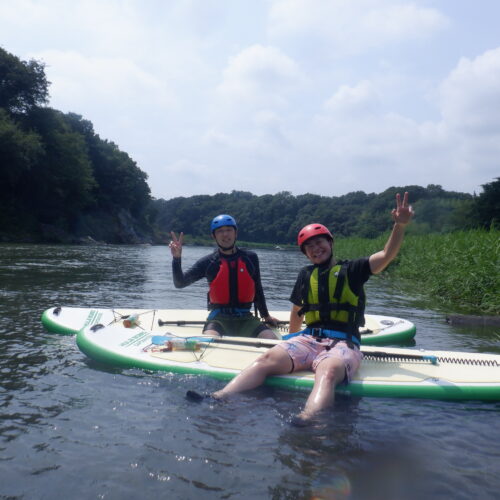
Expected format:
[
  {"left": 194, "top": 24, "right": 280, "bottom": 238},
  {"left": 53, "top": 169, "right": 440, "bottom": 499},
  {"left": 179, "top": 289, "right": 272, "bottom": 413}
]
[
  {"left": 150, "top": 335, "right": 438, "bottom": 364},
  {"left": 151, "top": 335, "right": 279, "bottom": 349},
  {"left": 158, "top": 319, "right": 207, "bottom": 326},
  {"left": 157, "top": 319, "right": 289, "bottom": 327},
  {"left": 157, "top": 318, "right": 387, "bottom": 335}
]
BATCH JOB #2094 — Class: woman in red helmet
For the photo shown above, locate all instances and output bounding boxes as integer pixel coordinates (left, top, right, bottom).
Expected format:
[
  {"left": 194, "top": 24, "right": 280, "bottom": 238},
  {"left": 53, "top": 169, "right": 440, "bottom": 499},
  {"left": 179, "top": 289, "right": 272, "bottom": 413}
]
[{"left": 190, "top": 193, "right": 414, "bottom": 424}]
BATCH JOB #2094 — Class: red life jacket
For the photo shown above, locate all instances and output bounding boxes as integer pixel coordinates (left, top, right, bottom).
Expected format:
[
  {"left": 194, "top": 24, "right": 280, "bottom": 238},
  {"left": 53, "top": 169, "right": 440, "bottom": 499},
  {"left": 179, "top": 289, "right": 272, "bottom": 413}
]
[{"left": 208, "top": 257, "right": 255, "bottom": 307}]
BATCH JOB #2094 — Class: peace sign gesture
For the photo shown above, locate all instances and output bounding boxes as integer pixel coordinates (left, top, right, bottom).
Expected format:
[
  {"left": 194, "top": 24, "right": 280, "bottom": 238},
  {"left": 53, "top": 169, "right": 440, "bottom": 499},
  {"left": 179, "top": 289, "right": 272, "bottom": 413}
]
[
  {"left": 169, "top": 231, "right": 184, "bottom": 258},
  {"left": 391, "top": 192, "right": 414, "bottom": 226}
]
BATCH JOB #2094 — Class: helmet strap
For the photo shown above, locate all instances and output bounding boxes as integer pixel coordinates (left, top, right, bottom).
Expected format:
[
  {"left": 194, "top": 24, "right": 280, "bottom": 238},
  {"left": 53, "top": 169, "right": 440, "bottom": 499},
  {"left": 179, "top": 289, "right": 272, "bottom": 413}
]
[{"left": 218, "top": 243, "right": 236, "bottom": 253}]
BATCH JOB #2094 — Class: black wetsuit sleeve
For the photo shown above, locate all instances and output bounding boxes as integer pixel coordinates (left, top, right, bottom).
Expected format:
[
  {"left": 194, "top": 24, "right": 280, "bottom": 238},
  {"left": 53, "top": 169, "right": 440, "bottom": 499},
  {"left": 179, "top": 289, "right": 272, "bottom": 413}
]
[
  {"left": 172, "top": 254, "right": 212, "bottom": 288},
  {"left": 345, "top": 258, "right": 372, "bottom": 294},
  {"left": 245, "top": 251, "right": 270, "bottom": 318},
  {"left": 289, "top": 268, "right": 308, "bottom": 306}
]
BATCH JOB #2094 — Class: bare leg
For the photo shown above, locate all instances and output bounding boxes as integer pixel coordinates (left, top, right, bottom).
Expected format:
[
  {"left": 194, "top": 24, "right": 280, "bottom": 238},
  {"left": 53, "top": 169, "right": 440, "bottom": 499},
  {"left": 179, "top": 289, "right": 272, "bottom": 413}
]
[
  {"left": 202, "top": 328, "right": 221, "bottom": 337},
  {"left": 257, "top": 328, "right": 279, "bottom": 339},
  {"left": 213, "top": 346, "right": 293, "bottom": 398},
  {"left": 296, "top": 356, "right": 346, "bottom": 420}
]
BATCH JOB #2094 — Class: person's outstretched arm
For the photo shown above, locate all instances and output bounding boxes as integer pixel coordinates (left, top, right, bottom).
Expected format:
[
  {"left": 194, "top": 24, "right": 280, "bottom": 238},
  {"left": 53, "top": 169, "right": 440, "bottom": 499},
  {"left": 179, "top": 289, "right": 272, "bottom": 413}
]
[{"left": 369, "top": 192, "right": 414, "bottom": 275}]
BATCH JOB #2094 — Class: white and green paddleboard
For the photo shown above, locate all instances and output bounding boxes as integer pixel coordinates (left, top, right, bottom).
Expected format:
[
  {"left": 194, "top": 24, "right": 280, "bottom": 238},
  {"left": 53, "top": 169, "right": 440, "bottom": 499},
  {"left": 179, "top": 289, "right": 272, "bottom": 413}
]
[
  {"left": 41, "top": 306, "right": 416, "bottom": 346},
  {"left": 74, "top": 321, "right": 500, "bottom": 401}
]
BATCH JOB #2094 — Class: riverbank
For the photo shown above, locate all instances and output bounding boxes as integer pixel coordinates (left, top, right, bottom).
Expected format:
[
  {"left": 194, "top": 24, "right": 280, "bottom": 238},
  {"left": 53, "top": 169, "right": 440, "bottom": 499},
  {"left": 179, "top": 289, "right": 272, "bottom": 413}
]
[{"left": 335, "top": 228, "right": 500, "bottom": 316}]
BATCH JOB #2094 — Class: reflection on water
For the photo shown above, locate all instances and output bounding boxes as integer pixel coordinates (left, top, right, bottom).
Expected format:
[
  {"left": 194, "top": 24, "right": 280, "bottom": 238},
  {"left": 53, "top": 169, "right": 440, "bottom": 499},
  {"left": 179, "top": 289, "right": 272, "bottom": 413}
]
[{"left": 0, "top": 243, "right": 499, "bottom": 499}]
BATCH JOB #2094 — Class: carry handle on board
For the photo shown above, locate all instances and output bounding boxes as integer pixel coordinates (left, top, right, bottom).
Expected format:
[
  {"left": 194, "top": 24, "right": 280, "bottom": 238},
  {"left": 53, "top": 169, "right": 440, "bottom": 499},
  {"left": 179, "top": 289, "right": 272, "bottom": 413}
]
[{"left": 150, "top": 335, "right": 438, "bottom": 364}]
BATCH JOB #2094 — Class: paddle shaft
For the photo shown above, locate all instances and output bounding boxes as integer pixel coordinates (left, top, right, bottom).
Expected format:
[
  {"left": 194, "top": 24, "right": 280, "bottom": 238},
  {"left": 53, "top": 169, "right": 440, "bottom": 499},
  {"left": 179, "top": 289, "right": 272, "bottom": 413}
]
[
  {"left": 203, "top": 339, "right": 437, "bottom": 363},
  {"left": 208, "top": 339, "right": 438, "bottom": 364},
  {"left": 157, "top": 318, "right": 379, "bottom": 335},
  {"left": 152, "top": 335, "right": 438, "bottom": 364},
  {"left": 158, "top": 319, "right": 288, "bottom": 326}
]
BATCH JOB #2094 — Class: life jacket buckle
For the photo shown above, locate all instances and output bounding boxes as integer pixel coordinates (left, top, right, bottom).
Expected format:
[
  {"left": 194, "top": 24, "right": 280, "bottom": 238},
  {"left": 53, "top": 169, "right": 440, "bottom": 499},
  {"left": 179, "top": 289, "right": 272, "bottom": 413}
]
[{"left": 310, "top": 327, "right": 324, "bottom": 339}]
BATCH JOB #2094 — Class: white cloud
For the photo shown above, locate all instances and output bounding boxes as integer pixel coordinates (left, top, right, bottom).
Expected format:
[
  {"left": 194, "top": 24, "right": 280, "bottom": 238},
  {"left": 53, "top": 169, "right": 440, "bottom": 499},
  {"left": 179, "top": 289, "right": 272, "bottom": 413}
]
[
  {"left": 198, "top": 44, "right": 302, "bottom": 167},
  {"left": 268, "top": 0, "right": 448, "bottom": 54},
  {"left": 37, "top": 50, "right": 173, "bottom": 109},
  {"left": 440, "top": 47, "right": 500, "bottom": 135},
  {"left": 437, "top": 47, "right": 500, "bottom": 181},
  {"left": 0, "top": 0, "right": 145, "bottom": 56},
  {"left": 325, "top": 80, "right": 380, "bottom": 116},
  {"left": 305, "top": 46, "right": 500, "bottom": 194},
  {"left": 29, "top": 49, "right": 176, "bottom": 158},
  {"left": 155, "top": 158, "right": 216, "bottom": 196},
  {"left": 217, "top": 44, "right": 304, "bottom": 104},
  {"left": 202, "top": 129, "right": 232, "bottom": 147}
]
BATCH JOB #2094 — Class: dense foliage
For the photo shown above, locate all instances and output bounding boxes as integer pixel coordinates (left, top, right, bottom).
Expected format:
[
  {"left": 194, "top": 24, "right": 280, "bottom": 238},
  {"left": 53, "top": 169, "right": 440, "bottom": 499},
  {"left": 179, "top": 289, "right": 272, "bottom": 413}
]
[
  {"left": 330, "top": 229, "right": 500, "bottom": 315},
  {"left": 152, "top": 181, "right": 499, "bottom": 244},
  {"left": 0, "top": 47, "right": 152, "bottom": 243}
]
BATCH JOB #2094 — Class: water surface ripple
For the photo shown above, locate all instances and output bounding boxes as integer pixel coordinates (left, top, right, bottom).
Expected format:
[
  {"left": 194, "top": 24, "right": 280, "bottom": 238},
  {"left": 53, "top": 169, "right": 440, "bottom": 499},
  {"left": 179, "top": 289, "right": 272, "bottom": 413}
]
[{"left": 1, "top": 244, "right": 499, "bottom": 499}]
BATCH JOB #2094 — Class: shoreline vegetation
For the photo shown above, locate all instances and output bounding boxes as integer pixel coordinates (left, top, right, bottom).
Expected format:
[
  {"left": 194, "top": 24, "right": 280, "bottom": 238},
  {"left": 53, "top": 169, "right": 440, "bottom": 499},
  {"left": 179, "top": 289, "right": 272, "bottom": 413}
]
[{"left": 333, "top": 228, "right": 500, "bottom": 317}]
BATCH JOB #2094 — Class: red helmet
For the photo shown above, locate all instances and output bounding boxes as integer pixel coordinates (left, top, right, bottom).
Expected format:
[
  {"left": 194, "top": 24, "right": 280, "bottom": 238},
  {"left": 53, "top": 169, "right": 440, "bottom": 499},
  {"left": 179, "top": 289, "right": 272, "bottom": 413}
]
[{"left": 297, "top": 224, "right": 333, "bottom": 252}]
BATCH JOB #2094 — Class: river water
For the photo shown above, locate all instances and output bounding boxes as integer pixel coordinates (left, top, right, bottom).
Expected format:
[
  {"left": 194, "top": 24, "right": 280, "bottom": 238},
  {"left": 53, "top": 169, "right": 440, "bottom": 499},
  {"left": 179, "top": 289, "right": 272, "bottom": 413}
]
[{"left": 1, "top": 244, "right": 499, "bottom": 500}]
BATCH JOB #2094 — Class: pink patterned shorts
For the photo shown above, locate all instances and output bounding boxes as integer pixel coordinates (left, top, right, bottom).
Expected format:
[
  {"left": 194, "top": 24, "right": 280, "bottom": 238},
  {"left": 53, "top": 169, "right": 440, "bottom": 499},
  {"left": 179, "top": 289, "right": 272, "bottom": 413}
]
[{"left": 276, "top": 335, "right": 363, "bottom": 383}]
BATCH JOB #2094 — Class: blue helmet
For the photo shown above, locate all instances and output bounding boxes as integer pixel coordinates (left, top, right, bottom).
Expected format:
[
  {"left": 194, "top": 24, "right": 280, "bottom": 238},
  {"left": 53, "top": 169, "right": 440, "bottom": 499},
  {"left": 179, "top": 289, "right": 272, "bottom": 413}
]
[{"left": 211, "top": 214, "right": 237, "bottom": 233}]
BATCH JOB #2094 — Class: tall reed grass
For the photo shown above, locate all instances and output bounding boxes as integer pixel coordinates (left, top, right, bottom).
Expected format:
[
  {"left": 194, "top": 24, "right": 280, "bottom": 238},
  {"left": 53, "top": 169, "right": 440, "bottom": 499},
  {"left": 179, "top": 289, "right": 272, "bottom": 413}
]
[{"left": 335, "top": 229, "right": 500, "bottom": 315}]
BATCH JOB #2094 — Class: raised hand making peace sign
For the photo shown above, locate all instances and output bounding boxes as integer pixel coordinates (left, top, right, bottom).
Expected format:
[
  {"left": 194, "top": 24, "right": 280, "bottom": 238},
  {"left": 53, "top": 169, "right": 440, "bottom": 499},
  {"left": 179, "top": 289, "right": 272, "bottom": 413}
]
[
  {"left": 391, "top": 191, "right": 414, "bottom": 226},
  {"left": 169, "top": 231, "right": 184, "bottom": 258}
]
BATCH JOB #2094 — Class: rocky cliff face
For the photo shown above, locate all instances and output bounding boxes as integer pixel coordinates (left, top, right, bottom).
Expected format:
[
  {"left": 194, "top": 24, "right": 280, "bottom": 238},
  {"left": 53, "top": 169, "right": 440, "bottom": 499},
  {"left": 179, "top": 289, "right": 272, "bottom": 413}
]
[{"left": 37, "top": 208, "right": 155, "bottom": 245}]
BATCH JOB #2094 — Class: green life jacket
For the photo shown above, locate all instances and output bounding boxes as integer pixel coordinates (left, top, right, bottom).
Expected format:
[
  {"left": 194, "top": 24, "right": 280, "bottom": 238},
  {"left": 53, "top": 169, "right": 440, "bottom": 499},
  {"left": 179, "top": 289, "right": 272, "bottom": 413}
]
[{"left": 299, "top": 261, "right": 365, "bottom": 342}]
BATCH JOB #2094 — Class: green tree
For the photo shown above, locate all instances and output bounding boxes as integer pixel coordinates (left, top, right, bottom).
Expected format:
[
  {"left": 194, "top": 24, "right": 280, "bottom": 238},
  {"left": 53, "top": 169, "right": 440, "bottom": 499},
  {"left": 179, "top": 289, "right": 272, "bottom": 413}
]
[
  {"left": 474, "top": 177, "right": 500, "bottom": 229},
  {"left": 150, "top": 182, "right": 488, "bottom": 244},
  {"left": 0, "top": 47, "right": 49, "bottom": 114},
  {"left": 0, "top": 109, "right": 43, "bottom": 189},
  {"left": 65, "top": 112, "right": 151, "bottom": 216},
  {"left": 27, "top": 108, "right": 96, "bottom": 226}
]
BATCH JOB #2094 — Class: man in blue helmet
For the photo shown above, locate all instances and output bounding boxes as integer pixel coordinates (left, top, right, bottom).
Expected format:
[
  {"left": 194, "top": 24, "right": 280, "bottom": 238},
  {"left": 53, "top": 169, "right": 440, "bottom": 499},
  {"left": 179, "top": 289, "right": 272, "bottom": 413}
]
[{"left": 169, "top": 214, "right": 279, "bottom": 338}]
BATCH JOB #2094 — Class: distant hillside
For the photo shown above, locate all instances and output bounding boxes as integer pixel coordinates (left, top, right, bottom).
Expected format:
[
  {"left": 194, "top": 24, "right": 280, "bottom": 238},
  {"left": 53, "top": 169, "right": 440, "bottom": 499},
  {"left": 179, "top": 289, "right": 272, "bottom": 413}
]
[{"left": 151, "top": 181, "right": 498, "bottom": 244}]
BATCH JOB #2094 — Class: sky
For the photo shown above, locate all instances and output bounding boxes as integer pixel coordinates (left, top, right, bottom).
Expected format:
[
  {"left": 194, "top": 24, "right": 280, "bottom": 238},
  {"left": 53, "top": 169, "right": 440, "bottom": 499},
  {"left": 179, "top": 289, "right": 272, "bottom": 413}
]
[{"left": 1, "top": 0, "right": 500, "bottom": 200}]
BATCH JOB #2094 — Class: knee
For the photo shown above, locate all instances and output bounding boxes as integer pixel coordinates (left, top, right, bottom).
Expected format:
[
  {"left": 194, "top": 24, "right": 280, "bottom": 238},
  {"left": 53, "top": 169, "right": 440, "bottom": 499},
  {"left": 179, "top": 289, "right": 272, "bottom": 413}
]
[
  {"left": 257, "top": 329, "right": 279, "bottom": 339},
  {"left": 318, "top": 361, "right": 345, "bottom": 384},
  {"left": 252, "top": 349, "right": 288, "bottom": 373},
  {"left": 254, "top": 351, "right": 276, "bottom": 368}
]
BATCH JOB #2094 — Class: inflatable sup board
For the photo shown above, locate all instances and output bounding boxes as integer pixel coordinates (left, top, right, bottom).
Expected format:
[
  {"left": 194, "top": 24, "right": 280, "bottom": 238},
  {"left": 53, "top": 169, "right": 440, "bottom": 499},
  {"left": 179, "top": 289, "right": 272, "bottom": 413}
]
[
  {"left": 75, "top": 322, "right": 500, "bottom": 401},
  {"left": 41, "top": 306, "right": 416, "bottom": 346}
]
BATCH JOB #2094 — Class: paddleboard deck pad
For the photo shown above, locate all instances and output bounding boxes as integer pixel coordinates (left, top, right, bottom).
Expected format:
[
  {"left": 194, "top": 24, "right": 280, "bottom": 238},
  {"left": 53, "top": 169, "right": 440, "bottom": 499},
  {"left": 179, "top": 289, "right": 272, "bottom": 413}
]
[
  {"left": 75, "top": 322, "right": 500, "bottom": 401},
  {"left": 41, "top": 306, "right": 416, "bottom": 346}
]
